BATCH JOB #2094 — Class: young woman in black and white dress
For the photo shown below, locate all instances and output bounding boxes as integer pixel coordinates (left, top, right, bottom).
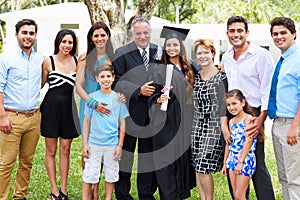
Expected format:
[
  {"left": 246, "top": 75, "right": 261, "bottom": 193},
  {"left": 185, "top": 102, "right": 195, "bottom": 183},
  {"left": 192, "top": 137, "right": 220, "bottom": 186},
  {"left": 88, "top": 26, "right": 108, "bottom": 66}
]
[{"left": 40, "top": 29, "right": 79, "bottom": 200}]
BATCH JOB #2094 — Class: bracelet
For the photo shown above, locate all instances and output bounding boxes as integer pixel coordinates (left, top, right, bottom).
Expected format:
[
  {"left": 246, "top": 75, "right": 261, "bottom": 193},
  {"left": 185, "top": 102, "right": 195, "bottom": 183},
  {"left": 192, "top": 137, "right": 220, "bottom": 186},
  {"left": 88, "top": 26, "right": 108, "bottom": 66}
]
[{"left": 87, "top": 98, "right": 98, "bottom": 109}]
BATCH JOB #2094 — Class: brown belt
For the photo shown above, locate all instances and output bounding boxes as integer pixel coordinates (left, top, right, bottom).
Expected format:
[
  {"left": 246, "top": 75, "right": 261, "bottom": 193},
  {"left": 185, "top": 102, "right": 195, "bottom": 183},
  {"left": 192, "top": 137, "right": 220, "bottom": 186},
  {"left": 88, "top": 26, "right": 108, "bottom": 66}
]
[
  {"left": 5, "top": 108, "right": 39, "bottom": 117},
  {"left": 274, "top": 117, "right": 294, "bottom": 123}
]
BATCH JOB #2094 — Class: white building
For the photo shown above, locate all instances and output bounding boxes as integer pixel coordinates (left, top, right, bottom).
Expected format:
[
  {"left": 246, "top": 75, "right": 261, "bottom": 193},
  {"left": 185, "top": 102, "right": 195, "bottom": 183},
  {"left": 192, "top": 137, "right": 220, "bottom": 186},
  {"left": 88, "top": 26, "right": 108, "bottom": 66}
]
[
  {"left": 2, "top": 2, "right": 298, "bottom": 63},
  {"left": 0, "top": 2, "right": 169, "bottom": 57}
]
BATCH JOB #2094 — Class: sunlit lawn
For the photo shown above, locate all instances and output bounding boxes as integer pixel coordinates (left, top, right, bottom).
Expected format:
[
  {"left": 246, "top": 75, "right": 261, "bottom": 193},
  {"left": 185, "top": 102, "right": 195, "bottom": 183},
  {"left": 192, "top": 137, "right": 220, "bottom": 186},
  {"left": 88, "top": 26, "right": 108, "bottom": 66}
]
[{"left": 8, "top": 120, "right": 282, "bottom": 199}]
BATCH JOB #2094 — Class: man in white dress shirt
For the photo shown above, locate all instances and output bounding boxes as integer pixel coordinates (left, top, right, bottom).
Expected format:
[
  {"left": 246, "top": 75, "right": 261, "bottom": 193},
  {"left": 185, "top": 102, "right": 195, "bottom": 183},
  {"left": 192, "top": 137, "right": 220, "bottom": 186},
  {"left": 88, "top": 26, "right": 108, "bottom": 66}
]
[{"left": 221, "top": 16, "right": 275, "bottom": 200}]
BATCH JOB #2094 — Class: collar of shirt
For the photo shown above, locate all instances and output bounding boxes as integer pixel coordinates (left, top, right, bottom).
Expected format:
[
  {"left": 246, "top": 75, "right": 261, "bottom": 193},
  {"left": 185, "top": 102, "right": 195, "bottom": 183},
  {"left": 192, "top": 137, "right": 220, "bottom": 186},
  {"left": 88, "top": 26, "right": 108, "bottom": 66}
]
[
  {"left": 282, "top": 43, "right": 297, "bottom": 60},
  {"left": 223, "top": 42, "right": 274, "bottom": 110},
  {"left": 15, "top": 44, "right": 37, "bottom": 59},
  {"left": 228, "top": 41, "right": 255, "bottom": 59},
  {"left": 137, "top": 45, "right": 150, "bottom": 56}
]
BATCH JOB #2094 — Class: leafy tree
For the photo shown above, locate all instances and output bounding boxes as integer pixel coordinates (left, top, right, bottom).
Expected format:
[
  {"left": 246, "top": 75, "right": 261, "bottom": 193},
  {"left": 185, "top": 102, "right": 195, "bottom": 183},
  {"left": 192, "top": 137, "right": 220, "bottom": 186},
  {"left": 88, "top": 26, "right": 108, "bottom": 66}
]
[
  {"left": 1, "top": 0, "right": 300, "bottom": 50},
  {"left": 191, "top": 0, "right": 300, "bottom": 24},
  {"left": 153, "top": 0, "right": 197, "bottom": 22}
]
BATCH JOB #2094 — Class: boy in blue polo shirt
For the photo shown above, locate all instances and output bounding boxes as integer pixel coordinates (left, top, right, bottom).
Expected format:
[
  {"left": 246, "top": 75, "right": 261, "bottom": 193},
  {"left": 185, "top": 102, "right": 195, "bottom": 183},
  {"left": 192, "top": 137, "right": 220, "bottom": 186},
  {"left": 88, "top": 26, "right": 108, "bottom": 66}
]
[{"left": 82, "top": 64, "right": 129, "bottom": 200}]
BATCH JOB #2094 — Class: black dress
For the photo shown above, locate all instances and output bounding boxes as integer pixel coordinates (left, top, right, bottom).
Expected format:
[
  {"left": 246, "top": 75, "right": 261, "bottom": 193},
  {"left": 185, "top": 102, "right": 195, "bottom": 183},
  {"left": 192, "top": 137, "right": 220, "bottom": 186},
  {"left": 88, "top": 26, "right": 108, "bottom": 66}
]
[
  {"left": 40, "top": 56, "right": 79, "bottom": 139},
  {"left": 149, "top": 63, "right": 196, "bottom": 200}
]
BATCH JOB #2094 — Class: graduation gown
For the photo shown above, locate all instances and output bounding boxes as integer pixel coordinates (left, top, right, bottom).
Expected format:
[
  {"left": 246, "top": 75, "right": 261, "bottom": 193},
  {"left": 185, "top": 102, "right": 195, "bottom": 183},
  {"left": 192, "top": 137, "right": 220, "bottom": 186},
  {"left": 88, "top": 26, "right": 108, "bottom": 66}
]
[{"left": 149, "top": 63, "right": 196, "bottom": 200}]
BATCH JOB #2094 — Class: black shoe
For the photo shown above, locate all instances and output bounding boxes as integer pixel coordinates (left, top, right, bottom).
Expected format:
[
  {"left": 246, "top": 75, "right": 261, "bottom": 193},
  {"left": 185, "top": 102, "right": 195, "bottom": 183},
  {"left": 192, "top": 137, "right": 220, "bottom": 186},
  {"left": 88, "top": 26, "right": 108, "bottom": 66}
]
[
  {"left": 50, "top": 193, "right": 62, "bottom": 200},
  {"left": 59, "top": 189, "right": 69, "bottom": 200}
]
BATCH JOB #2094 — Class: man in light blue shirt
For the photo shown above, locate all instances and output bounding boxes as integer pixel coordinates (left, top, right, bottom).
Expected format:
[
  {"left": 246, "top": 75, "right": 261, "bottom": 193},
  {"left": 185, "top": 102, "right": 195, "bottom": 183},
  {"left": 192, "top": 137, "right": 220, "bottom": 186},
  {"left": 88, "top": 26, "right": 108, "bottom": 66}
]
[
  {"left": 0, "top": 19, "right": 44, "bottom": 200},
  {"left": 268, "top": 17, "right": 300, "bottom": 200}
]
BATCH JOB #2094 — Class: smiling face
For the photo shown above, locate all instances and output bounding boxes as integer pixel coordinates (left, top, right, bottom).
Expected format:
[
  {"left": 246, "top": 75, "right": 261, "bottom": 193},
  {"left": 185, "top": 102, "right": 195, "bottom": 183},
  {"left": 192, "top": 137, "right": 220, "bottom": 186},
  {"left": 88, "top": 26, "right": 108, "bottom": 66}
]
[
  {"left": 15, "top": 25, "right": 36, "bottom": 51},
  {"left": 195, "top": 45, "right": 215, "bottom": 68},
  {"left": 271, "top": 25, "right": 296, "bottom": 54},
  {"left": 226, "top": 22, "right": 249, "bottom": 48},
  {"left": 92, "top": 28, "right": 109, "bottom": 49},
  {"left": 226, "top": 96, "right": 245, "bottom": 116},
  {"left": 58, "top": 34, "right": 74, "bottom": 55},
  {"left": 132, "top": 22, "right": 151, "bottom": 49},
  {"left": 165, "top": 38, "right": 181, "bottom": 58},
  {"left": 95, "top": 70, "right": 115, "bottom": 90}
]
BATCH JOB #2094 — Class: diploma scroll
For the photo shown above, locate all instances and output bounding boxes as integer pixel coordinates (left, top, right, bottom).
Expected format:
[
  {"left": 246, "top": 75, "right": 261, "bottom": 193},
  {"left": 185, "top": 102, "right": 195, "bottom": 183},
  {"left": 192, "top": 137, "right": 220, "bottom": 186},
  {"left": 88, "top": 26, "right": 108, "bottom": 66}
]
[{"left": 160, "top": 64, "right": 173, "bottom": 111}]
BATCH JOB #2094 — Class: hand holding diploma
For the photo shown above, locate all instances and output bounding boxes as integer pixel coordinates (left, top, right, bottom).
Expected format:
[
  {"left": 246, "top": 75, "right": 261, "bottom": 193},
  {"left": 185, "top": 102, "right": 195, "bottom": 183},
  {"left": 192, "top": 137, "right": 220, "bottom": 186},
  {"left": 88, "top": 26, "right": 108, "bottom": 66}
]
[{"left": 160, "top": 64, "right": 173, "bottom": 111}]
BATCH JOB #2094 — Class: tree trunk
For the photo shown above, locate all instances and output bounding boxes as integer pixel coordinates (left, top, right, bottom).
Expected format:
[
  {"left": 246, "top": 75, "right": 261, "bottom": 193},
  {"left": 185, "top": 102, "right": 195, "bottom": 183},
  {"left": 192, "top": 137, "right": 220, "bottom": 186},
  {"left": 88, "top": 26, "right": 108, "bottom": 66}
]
[
  {"left": 10, "top": 0, "right": 15, "bottom": 11},
  {"left": 84, "top": 0, "right": 157, "bottom": 49},
  {"left": 0, "top": 25, "right": 4, "bottom": 50}
]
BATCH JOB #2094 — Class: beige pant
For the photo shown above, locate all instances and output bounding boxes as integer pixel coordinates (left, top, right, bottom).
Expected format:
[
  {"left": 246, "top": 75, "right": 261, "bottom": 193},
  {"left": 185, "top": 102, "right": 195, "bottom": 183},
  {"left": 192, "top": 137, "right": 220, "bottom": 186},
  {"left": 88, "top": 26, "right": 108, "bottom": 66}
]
[
  {"left": 272, "top": 118, "right": 300, "bottom": 200},
  {"left": 0, "top": 111, "right": 41, "bottom": 200}
]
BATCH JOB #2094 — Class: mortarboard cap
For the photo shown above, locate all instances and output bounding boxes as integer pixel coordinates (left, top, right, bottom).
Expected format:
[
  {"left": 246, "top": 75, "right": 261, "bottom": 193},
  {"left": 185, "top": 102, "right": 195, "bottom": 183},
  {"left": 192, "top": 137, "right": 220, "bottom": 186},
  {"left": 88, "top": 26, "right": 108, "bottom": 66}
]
[{"left": 160, "top": 26, "right": 190, "bottom": 41}]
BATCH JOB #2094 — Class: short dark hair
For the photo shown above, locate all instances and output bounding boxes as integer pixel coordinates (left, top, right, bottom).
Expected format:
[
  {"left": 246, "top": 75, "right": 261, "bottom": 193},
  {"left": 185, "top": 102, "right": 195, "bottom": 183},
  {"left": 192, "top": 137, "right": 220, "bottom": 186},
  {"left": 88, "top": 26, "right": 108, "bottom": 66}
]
[
  {"left": 54, "top": 29, "right": 77, "bottom": 56},
  {"left": 227, "top": 16, "right": 248, "bottom": 32},
  {"left": 95, "top": 64, "right": 114, "bottom": 77},
  {"left": 15, "top": 19, "right": 38, "bottom": 34},
  {"left": 270, "top": 17, "right": 296, "bottom": 40}
]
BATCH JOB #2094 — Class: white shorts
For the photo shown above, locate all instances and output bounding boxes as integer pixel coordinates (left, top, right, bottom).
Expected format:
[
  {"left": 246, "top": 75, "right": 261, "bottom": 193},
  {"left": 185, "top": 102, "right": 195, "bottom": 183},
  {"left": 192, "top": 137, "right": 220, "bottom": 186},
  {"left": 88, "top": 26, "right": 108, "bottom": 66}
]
[{"left": 82, "top": 145, "right": 119, "bottom": 184}]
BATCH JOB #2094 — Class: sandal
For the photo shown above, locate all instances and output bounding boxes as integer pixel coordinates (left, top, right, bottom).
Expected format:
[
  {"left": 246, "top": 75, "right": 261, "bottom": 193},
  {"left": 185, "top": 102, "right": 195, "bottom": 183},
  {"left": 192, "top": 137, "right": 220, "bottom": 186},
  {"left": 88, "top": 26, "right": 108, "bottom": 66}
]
[
  {"left": 59, "top": 189, "right": 69, "bottom": 200},
  {"left": 50, "top": 193, "right": 62, "bottom": 200}
]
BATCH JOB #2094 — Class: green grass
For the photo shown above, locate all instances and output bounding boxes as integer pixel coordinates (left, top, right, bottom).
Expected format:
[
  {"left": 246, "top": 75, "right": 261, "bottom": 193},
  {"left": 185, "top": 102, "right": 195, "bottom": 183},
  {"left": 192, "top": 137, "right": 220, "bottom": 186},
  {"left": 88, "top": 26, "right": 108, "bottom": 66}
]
[{"left": 7, "top": 136, "right": 282, "bottom": 199}]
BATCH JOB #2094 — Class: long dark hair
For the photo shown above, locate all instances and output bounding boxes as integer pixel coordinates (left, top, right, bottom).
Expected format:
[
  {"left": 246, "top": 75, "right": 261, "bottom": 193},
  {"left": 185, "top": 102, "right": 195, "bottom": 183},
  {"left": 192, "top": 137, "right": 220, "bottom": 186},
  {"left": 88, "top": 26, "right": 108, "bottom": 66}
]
[
  {"left": 54, "top": 29, "right": 77, "bottom": 56},
  {"left": 85, "top": 21, "right": 114, "bottom": 77},
  {"left": 226, "top": 89, "right": 265, "bottom": 142},
  {"left": 160, "top": 38, "right": 194, "bottom": 88},
  {"left": 160, "top": 38, "right": 194, "bottom": 104}
]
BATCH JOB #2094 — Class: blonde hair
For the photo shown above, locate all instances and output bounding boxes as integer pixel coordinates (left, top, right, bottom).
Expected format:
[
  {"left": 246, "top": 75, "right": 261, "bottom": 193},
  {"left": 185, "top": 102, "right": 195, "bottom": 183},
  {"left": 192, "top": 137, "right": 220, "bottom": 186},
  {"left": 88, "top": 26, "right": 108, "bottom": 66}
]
[{"left": 193, "top": 39, "right": 216, "bottom": 57}]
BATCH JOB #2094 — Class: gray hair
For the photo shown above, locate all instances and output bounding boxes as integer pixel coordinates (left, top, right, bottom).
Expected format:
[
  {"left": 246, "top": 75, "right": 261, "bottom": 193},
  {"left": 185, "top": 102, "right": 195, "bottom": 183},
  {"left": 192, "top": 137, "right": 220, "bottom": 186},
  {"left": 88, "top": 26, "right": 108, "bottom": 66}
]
[{"left": 130, "top": 18, "right": 151, "bottom": 32}]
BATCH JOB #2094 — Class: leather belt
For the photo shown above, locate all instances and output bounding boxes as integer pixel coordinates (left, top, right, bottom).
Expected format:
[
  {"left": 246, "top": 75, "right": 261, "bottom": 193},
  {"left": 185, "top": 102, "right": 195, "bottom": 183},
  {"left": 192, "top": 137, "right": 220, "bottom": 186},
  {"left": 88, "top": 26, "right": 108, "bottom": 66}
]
[
  {"left": 5, "top": 108, "right": 39, "bottom": 117},
  {"left": 274, "top": 117, "right": 294, "bottom": 123}
]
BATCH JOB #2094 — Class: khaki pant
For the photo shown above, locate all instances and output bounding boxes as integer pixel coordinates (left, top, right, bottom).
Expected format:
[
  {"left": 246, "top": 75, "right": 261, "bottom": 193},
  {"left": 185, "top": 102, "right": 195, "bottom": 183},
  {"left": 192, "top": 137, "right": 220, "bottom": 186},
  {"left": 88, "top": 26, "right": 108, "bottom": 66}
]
[
  {"left": 0, "top": 111, "right": 41, "bottom": 200},
  {"left": 272, "top": 118, "right": 300, "bottom": 200}
]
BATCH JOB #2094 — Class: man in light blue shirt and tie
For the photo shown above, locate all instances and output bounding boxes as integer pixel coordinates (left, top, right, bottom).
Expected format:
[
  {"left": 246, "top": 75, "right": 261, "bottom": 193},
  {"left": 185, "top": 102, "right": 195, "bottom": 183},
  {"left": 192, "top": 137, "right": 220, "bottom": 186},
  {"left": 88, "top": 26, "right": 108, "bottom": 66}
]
[
  {"left": 0, "top": 19, "right": 44, "bottom": 200},
  {"left": 268, "top": 17, "right": 300, "bottom": 200}
]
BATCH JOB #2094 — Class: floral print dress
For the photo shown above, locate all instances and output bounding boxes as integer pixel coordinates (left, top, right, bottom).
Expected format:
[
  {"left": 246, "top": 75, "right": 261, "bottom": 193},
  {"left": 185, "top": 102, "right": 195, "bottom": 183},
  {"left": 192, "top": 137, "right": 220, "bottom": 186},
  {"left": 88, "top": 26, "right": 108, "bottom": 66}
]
[{"left": 226, "top": 115, "right": 257, "bottom": 177}]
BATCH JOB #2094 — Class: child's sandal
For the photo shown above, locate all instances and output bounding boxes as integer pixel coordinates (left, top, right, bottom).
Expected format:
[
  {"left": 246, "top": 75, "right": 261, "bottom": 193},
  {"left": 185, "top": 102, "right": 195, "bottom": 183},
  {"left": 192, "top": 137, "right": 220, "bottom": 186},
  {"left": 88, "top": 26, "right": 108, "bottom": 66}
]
[
  {"left": 50, "top": 193, "right": 62, "bottom": 200},
  {"left": 59, "top": 189, "right": 69, "bottom": 200}
]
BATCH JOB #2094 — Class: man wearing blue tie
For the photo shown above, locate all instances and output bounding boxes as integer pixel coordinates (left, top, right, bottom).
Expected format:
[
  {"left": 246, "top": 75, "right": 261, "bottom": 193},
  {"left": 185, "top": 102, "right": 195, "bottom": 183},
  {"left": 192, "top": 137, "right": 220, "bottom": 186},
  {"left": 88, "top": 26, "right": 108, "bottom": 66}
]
[{"left": 269, "top": 17, "right": 300, "bottom": 200}]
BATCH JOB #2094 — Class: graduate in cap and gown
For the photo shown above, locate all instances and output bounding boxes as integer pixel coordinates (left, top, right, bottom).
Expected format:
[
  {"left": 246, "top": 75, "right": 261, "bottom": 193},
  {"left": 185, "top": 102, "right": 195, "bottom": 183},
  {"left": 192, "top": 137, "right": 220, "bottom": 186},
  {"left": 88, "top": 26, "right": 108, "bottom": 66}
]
[{"left": 149, "top": 26, "right": 196, "bottom": 200}]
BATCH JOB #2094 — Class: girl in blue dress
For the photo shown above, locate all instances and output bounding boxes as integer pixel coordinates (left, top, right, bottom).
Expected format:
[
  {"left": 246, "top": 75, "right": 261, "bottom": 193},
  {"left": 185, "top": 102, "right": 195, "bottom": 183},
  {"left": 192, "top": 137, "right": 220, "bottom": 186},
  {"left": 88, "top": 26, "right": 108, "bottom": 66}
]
[{"left": 222, "top": 89, "right": 264, "bottom": 200}]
